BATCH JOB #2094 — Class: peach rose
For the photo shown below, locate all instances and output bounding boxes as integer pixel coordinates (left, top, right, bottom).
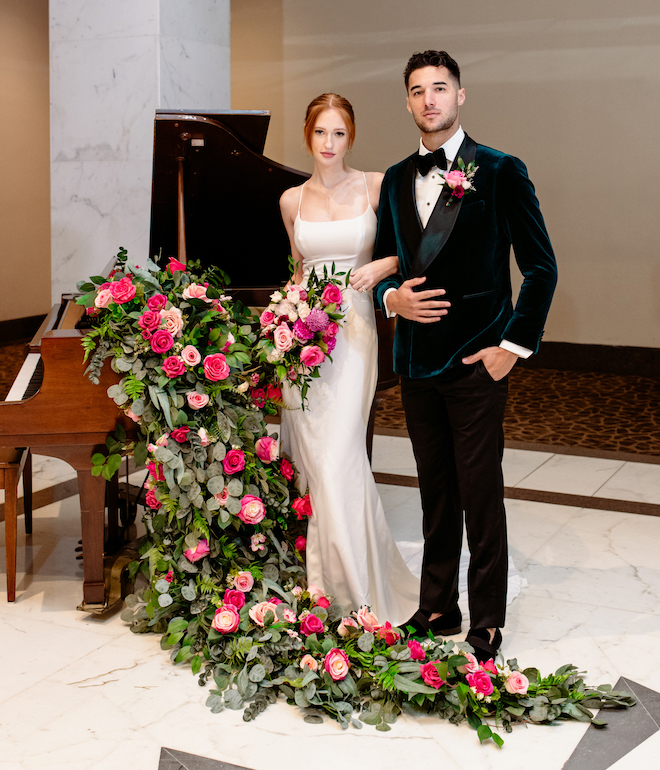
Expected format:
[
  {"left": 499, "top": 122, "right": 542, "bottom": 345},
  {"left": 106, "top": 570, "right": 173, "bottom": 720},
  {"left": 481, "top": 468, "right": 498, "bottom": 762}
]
[
  {"left": 233, "top": 571, "right": 254, "bottom": 592},
  {"left": 504, "top": 671, "right": 529, "bottom": 695},
  {"left": 160, "top": 307, "right": 184, "bottom": 337},
  {"left": 355, "top": 606, "right": 380, "bottom": 633},
  {"left": 182, "top": 282, "right": 211, "bottom": 302},
  {"left": 337, "top": 617, "right": 359, "bottom": 638},
  {"left": 186, "top": 391, "right": 210, "bottom": 410},
  {"left": 94, "top": 289, "right": 113, "bottom": 308},
  {"left": 324, "top": 648, "right": 350, "bottom": 681},
  {"left": 238, "top": 495, "right": 266, "bottom": 525},
  {"left": 212, "top": 604, "right": 240, "bottom": 634},
  {"left": 249, "top": 600, "right": 279, "bottom": 627},
  {"left": 300, "top": 654, "right": 318, "bottom": 672},
  {"left": 273, "top": 323, "right": 294, "bottom": 352}
]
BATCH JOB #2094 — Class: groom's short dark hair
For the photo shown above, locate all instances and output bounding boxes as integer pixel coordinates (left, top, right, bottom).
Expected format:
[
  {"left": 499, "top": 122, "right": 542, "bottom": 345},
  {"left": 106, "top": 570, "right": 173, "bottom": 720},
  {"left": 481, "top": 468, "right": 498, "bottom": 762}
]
[{"left": 404, "top": 50, "right": 461, "bottom": 89}]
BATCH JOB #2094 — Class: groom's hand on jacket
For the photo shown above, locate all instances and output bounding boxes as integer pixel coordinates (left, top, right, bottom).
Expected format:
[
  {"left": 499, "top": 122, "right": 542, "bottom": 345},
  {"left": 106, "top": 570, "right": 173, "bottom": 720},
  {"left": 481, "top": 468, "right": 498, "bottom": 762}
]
[
  {"left": 462, "top": 347, "right": 518, "bottom": 381},
  {"left": 388, "top": 277, "right": 451, "bottom": 324}
]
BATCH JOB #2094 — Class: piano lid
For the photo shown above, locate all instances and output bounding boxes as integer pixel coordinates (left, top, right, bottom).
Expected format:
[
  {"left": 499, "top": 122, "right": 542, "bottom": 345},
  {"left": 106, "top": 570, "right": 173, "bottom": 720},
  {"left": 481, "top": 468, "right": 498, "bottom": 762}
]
[{"left": 149, "top": 110, "right": 309, "bottom": 293}]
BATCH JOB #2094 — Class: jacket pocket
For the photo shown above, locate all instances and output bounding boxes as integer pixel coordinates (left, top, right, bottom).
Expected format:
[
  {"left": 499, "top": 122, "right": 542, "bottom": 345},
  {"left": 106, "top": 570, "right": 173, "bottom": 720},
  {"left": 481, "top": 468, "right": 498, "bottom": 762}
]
[{"left": 462, "top": 288, "right": 498, "bottom": 300}]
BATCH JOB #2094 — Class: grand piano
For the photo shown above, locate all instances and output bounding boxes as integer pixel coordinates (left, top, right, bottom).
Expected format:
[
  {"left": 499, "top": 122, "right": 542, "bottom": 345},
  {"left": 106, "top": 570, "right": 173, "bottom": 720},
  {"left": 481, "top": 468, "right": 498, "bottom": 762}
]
[{"left": 0, "top": 109, "right": 397, "bottom": 610}]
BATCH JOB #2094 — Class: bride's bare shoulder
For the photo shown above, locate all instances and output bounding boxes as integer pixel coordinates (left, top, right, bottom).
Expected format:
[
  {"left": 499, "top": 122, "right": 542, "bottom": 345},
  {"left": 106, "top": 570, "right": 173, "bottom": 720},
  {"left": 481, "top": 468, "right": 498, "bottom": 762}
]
[
  {"left": 279, "top": 184, "right": 303, "bottom": 217},
  {"left": 364, "top": 171, "right": 385, "bottom": 200}
]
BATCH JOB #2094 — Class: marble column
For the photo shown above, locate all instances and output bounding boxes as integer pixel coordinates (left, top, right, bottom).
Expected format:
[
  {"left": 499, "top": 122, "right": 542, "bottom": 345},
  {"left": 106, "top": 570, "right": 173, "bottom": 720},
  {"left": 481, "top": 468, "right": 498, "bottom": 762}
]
[{"left": 49, "top": 0, "right": 230, "bottom": 301}]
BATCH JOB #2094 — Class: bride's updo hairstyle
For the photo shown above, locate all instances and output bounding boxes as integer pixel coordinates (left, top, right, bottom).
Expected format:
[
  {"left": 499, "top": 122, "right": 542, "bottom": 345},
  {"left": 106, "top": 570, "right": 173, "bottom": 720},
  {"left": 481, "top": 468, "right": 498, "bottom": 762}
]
[{"left": 303, "top": 93, "right": 356, "bottom": 152}]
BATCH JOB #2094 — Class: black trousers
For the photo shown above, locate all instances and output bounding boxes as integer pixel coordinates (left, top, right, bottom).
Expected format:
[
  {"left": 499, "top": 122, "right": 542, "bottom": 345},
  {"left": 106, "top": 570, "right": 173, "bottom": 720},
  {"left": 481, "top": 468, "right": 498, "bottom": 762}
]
[{"left": 401, "top": 361, "right": 509, "bottom": 629}]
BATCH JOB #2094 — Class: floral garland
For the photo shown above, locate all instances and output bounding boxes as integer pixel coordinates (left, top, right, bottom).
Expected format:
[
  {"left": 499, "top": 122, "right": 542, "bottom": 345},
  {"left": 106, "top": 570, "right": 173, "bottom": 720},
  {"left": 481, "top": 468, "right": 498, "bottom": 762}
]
[{"left": 77, "top": 250, "right": 634, "bottom": 745}]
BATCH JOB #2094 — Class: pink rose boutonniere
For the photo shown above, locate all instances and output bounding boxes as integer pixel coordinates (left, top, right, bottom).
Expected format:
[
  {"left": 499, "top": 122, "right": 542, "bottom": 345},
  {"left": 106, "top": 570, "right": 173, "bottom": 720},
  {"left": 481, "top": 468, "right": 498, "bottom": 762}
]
[{"left": 440, "top": 157, "right": 478, "bottom": 206}]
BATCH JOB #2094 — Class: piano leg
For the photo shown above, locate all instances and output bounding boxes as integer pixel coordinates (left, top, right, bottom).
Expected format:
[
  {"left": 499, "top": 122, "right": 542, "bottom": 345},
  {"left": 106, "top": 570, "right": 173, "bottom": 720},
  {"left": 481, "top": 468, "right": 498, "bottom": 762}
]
[
  {"left": 76, "top": 469, "right": 107, "bottom": 607},
  {"left": 23, "top": 451, "right": 33, "bottom": 535},
  {"left": 3, "top": 464, "right": 19, "bottom": 602}
]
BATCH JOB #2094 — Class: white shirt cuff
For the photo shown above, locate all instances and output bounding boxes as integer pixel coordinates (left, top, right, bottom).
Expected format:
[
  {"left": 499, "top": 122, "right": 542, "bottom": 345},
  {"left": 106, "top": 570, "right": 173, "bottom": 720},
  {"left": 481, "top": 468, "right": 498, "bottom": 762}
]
[
  {"left": 383, "top": 287, "right": 397, "bottom": 318},
  {"left": 500, "top": 339, "right": 532, "bottom": 359}
]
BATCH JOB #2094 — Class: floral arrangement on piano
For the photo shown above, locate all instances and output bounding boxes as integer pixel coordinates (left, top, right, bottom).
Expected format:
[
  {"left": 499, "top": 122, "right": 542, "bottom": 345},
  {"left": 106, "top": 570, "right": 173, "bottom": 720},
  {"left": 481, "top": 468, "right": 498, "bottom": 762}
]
[{"left": 74, "top": 250, "right": 634, "bottom": 744}]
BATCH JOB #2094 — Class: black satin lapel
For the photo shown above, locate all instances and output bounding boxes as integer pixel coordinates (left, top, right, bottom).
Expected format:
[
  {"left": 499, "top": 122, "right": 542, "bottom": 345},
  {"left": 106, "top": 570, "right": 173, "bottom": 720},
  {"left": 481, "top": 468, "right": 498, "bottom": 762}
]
[
  {"left": 409, "top": 134, "right": 478, "bottom": 279},
  {"left": 399, "top": 158, "right": 422, "bottom": 259}
]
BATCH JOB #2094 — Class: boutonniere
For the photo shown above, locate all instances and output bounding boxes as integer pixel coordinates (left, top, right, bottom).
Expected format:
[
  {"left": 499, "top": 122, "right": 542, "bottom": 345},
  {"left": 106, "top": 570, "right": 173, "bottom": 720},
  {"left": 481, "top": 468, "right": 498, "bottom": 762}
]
[{"left": 439, "top": 157, "right": 478, "bottom": 206}]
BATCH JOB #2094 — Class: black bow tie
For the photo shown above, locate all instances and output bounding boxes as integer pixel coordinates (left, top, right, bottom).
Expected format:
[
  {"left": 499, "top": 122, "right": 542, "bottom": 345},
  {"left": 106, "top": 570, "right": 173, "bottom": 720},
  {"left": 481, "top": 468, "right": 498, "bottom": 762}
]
[{"left": 413, "top": 148, "right": 448, "bottom": 176}]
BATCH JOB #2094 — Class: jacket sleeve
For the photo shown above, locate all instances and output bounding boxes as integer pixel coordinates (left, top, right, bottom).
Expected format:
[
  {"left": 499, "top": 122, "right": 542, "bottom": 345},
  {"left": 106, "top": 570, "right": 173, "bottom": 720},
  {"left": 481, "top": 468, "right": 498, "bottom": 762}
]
[
  {"left": 373, "top": 168, "right": 403, "bottom": 313},
  {"left": 498, "top": 155, "right": 558, "bottom": 353}
]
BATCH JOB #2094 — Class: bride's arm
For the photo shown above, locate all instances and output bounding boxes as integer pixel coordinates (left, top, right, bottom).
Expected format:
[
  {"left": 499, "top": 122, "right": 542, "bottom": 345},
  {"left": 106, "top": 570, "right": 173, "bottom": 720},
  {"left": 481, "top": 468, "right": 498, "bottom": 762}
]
[{"left": 279, "top": 187, "right": 305, "bottom": 285}]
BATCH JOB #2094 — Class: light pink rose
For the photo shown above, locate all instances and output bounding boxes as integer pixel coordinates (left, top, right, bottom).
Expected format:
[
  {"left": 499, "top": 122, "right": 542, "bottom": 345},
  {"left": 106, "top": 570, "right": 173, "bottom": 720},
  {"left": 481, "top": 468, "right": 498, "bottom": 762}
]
[
  {"left": 466, "top": 670, "right": 494, "bottom": 696},
  {"left": 324, "top": 648, "right": 351, "bottom": 681},
  {"left": 274, "top": 299, "right": 295, "bottom": 318},
  {"left": 109, "top": 276, "right": 136, "bottom": 304},
  {"left": 238, "top": 494, "right": 266, "bottom": 525},
  {"left": 300, "top": 344, "right": 325, "bottom": 368},
  {"left": 214, "top": 488, "right": 229, "bottom": 506},
  {"left": 212, "top": 604, "right": 240, "bottom": 634},
  {"left": 504, "top": 671, "right": 529, "bottom": 695},
  {"left": 181, "top": 345, "right": 201, "bottom": 366},
  {"left": 273, "top": 323, "right": 294, "bottom": 352},
  {"left": 321, "top": 284, "right": 343, "bottom": 307},
  {"left": 182, "top": 283, "right": 211, "bottom": 302},
  {"left": 233, "top": 571, "right": 254, "bottom": 592},
  {"left": 186, "top": 391, "right": 210, "bottom": 410},
  {"left": 250, "top": 533, "right": 266, "bottom": 552},
  {"left": 125, "top": 409, "right": 141, "bottom": 423},
  {"left": 221, "top": 332, "right": 235, "bottom": 352},
  {"left": 306, "top": 584, "right": 325, "bottom": 603},
  {"left": 255, "top": 436, "right": 278, "bottom": 464},
  {"left": 155, "top": 433, "right": 169, "bottom": 446},
  {"left": 94, "top": 289, "right": 113, "bottom": 308},
  {"left": 443, "top": 169, "right": 467, "bottom": 189},
  {"left": 300, "top": 654, "right": 318, "bottom": 672},
  {"left": 160, "top": 307, "right": 184, "bottom": 337},
  {"left": 355, "top": 606, "right": 380, "bottom": 633},
  {"left": 259, "top": 309, "right": 275, "bottom": 327},
  {"left": 300, "top": 613, "right": 324, "bottom": 636},
  {"left": 203, "top": 353, "right": 230, "bottom": 381},
  {"left": 420, "top": 662, "right": 446, "bottom": 689},
  {"left": 197, "top": 427, "right": 210, "bottom": 446},
  {"left": 282, "top": 608, "right": 297, "bottom": 623},
  {"left": 337, "top": 617, "right": 359, "bottom": 638},
  {"left": 291, "top": 586, "right": 303, "bottom": 598},
  {"left": 249, "top": 600, "right": 280, "bottom": 627},
  {"left": 457, "top": 652, "right": 481, "bottom": 674},
  {"left": 183, "top": 539, "right": 210, "bottom": 563}
]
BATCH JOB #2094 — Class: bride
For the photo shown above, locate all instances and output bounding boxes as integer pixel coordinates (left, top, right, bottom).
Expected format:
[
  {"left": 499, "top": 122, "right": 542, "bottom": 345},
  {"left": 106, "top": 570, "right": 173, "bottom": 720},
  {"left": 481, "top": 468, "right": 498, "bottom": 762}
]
[{"left": 278, "top": 93, "right": 419, "bottom": 625}]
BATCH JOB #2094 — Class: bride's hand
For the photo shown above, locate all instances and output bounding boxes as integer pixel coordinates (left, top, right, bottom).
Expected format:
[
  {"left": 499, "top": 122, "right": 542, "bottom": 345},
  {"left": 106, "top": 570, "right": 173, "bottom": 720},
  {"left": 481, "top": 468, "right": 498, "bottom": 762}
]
[{"left": 350, "top": 256, "right": 399, "bottom": 292}]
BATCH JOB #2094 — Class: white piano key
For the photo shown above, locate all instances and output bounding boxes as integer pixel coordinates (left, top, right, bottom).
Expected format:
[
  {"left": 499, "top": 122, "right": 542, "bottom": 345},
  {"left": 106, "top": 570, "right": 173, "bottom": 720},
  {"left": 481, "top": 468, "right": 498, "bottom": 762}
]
[{"left": 5, "top": 353, "right": 41, "bottom": 402}]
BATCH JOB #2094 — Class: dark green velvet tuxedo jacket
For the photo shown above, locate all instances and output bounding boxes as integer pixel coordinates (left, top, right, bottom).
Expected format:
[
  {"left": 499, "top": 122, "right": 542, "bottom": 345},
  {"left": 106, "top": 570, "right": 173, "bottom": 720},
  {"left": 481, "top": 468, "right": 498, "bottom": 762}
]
[{"left": 373, "top": 134, "right": 558, "bottom": 379}]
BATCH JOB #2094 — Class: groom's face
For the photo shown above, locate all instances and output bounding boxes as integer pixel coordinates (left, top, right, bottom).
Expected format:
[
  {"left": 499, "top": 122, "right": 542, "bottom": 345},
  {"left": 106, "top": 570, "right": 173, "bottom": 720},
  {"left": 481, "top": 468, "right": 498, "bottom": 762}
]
[{"left": 406, "top": 66, "right": 465, "bottom": 136}]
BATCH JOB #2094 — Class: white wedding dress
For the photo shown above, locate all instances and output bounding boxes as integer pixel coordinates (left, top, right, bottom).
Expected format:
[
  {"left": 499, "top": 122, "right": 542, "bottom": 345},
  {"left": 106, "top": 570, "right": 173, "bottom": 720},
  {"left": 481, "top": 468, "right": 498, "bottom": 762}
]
[{"left": 280, "top": 175, "right": 420, "bottom": 626}]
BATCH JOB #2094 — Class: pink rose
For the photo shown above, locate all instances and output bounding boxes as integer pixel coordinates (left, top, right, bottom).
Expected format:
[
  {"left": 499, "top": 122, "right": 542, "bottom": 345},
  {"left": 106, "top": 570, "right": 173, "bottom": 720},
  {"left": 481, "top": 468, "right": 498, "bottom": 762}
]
[
  {"left": 94, "top": 289, "right": 113, "bottom": 308},
  {"left": 204, "top": 353, "right": 230, "bottom": 381},
  {"left": 420, "top": 662, "right": 446, "bottom": 690},
  {"left": 282, "top": 608, "right": 297, "bottom": 623},
  {"left": 181, "top": 345, "right": 201, "bottom": 366},
  {"left": 482, "top": 659, "right": 498, "bottom": 675},
  {"left": 167, "top": 257, "right": 186, "bottom": 273},
  {"left": 259, "top": 309, "right": 275, "bottom": 327},
  {"left": 147, "top": 293, "right": 168, "bottom": 311},
  {"left": 315, "top": 596, "right": 330, "bottom": 609},
  {"left": 250, "top": 387, "right": 266, "bottom": 407},
  {"left": 221, "top": 332, "right": 235, "bottom": 353},
  {"left": 300, "top": 654, "right": 318, "bottom": 672},
  {"left": 376, "top": 622, "right": 401, "bottom": 646},
  {"left": 355, "top": 606, "right": 380, "bottom": 633},
  {"left": 466, "top": 670, "right": 494, "bottom": 696},
  {"left": 169, "top": 426, "right": 190, "bottom": 443},
  {"left": 255, "top": 436, "right": 278, "bottom": 464},
  {"left": 273, "top": 323, "right": 294, "bottom": 352},
  {"left": 223, "top": 589, "right": 246, "bottom": 610},
  {"left": 321, "top": 284, "right": 343, "bottom": 307},
  {"left": 457, "top": 652, "right": 481, "bottom": 674},
  {"left": 294, "top": 535, "right": 306, "bottom": 552},
  {"left": 249, "top": 600, "right": 280, "bottom": 627},
  {"left": 233, "top": 571, "right": 254, "bottom": 592},
  {"left": 198, "top": 427, "right": 210, "bottom": 446},
  {"left": 186, "top": 391, "right": 210, "bottom": 410},
  {"left": 325, "top": 321, "right": 339, "bottom": 337},
  {"left": 266, "top": 383, "right": 282, "bottom": 402},
  {"left": 324, "top": 648, "right": 350, "bottom": 681},
  {"left": 408, "top": 639, "right": 426, "bottom": 661},
  {"left": 250, "top": 533, "right": 266, "bottom": 552},
  {"left": 280, "top": 459, "right": 294, "bottom": 481},
  {"left": 138, "top": 310, "right": 161, "bottom": 332},
  {"left": 300, "top": 344, "right": 325, "bottom": 368},
  {"left": 145, "top": 489, "right": 160, "bottom": 510},
  {"left": 150, "top": 329, "right": 174, "bottom": 354},
  {"left": 306, "top": 584, "right": 325, "bottom": 603},
  {"left": 125, "top": 409, "right": 141, "bottom": 423},
  {"left": 160, "top": 307, "right": 184, "bottom": 337},
  {"left": 109, "top": 276, "right": 136, "bottom": 304},
  {"left": 238, "top": 494, "right": 266, "bottom": 525},
  {"left": 338, "top": 617, "right": 359, "bottom": 638},
  {"left": 155, "top": 433, "right": 169, "bottom": 446},
  {"left": 291, "top": 494, "right": 312, "bottom": 521},
  {"left": 147, "top": 461, "right": 165, "bottom": 481},
  {"left": 504, "top": 671, "right": 529, "bottom": 695},
  {"left": 164, "top": 570, "right": 173, "bottom": 583},
  {"left": 250, "top": 373, "right": 260, "bottom": 386},
  {"left": 291, "top": 586, "right": 303, "bottom": 598},
  {"left": 183, "top": 539, "right": 210, "bottom": 563},
  {"left": 214, "top": 488, "right": 229, "bottom": 506},
  {"left": 223, "top": 449, "right": 245, "bottom": 475},
  {"left": 162, "top": 355, "right": 186, "bottom": 378},
  {"left": 300, "top": 613, "right": 324, "bottom": 636},
  {"left": 182, "top": 283, "right": 211, "bottom": 301},
  {"left": 212, "top": 604, "right": 240, "bottom": 634},
  {"left": 443, "top": 169, "right": 466, "bottom": 189}
]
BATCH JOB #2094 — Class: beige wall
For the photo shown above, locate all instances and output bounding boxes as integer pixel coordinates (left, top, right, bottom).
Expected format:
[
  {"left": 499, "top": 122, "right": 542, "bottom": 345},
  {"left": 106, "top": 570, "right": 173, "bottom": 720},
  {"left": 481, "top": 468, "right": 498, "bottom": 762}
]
[
  {"left": 0, "top": 0, "right": 51, "bottom": 324},
  {"left": 232, "top": 0, "right": 660, "bottom": 348}
]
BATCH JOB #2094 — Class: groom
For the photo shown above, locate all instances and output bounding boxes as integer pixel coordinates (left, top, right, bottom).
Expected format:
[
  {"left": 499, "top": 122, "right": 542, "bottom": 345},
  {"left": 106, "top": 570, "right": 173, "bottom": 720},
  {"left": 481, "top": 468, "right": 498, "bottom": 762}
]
[{"left": 373, "top": 50, "right": 557, "bottom": 661}]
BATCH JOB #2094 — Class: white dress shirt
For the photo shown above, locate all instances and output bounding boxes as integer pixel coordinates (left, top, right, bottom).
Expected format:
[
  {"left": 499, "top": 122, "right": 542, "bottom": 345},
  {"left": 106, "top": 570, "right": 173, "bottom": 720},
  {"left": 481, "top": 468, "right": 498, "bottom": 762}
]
[{"left": 383, "top": 127, "right": 532, "bottom": 359}]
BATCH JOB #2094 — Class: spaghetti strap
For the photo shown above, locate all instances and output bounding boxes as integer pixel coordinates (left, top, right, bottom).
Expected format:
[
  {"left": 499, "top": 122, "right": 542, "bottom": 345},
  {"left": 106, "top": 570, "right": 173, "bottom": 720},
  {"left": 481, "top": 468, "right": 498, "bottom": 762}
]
[
  {"left": 298, "top": 183, "right": 305, "bottom": 217},
  {"left": 362, "top": 172, "right": 371, "bottom": 209}
]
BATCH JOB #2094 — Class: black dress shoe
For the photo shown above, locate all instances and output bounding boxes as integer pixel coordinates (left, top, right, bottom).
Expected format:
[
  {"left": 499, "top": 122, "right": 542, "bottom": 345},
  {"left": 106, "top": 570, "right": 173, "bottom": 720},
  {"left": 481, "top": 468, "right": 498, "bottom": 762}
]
[
  {"left": 403, "top": 606, "right": 462, "bottom": 638},
  {"left": 466, "top": 627, "right": 502, "bottom": 663}
]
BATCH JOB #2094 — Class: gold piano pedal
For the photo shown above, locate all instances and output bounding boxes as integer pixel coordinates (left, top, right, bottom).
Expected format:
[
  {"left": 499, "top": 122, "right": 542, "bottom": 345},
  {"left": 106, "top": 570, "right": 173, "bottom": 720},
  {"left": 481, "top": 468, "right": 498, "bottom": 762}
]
[{"left": 77, "top": 538, "right": 142, "bottom": 614}]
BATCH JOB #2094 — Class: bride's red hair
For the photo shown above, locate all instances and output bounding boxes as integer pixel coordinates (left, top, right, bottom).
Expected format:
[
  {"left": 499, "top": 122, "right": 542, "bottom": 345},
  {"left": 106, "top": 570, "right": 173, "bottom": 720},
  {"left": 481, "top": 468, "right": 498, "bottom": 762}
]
[{"left": 303, "top": 93, "right": 356, "bottom": 152}]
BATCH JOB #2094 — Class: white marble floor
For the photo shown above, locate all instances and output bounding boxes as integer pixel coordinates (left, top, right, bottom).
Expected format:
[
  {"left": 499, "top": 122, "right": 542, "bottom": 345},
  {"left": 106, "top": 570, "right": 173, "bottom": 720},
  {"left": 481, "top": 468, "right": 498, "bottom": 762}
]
[{"left": 1, "top": 437, "right": 660, "bottom": 770}]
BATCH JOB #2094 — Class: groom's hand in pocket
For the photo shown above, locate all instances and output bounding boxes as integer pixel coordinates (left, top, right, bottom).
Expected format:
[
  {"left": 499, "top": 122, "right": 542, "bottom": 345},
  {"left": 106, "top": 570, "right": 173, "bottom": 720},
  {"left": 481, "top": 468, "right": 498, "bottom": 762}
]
[
  {"left": 388, "top": 277, "right": 451, "bottom": 323},
  {"left": 462, "top": 347, "right": 518, "bottom": 381}
]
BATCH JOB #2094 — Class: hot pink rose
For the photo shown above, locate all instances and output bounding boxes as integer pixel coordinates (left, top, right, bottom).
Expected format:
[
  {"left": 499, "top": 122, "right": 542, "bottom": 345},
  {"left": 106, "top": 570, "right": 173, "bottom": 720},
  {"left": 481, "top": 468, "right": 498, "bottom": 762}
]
[
  {"left": 147, "top": 293, "right": 168, "bottom": 311},
  {"left": 337, "top": 617, "right": 359, "bottom": 637},
  {"left": 420, "top": 662, "right": 446, "bottom": 689},
  {"left": 182, "top": 282, "right": 211, "bottom": 302},
  {"left": 150, "top": 329, "right": 174, "bottom": 354},
  {"left": 300, "top": 344, "right": 325, "bottom": 368},
  {"left": 321, "top": 284, "right": 343, "bottom": 307},
  {"left": 204, "top": 353, "right": 230, "bottom": 381},
  {"left": 273, "top": 323, "right": 294, "bottom": 352},
  {"left": 315, "top": 596, "right": 331, "bottom": 610},
  {"left": 162, "top": 355, "right": 186, "bottom": 378},
  {"left": 186, "top": 391, "right": 210, "bottom": 410},
  {"left": 255, "top": 436, "right": 278, "bottom": 464},
  {"left": 181, "top": 345, "right": 201, "bottom": 366},
  {"left": 259, "top": 309, "right": 276, "bottom": 327},
  {"left": 167, "top": 257, "right": 186, "bottom": 273},
  {"left": 266, "top": 383, "right": 282, "bottom": 401},
  {"left": 214, "top": 488, "right": 229, "bottom": 506},
  {"left": 250, "top": 387, "right": 266, "bottom": 407},
  {"left": 169, "top": 426, "right": 190, "bottom": 443},
  {"left": 324, "top": 648, "right": 350, "bottom": 681},
  {"left": 145, "top": 489, "right": 160, "bottom": 509},
  {"left": 109, "top": 276, "right": 136, "bottom": 304},
  {"left": 280, "top": 458, "right": 294, "bottom": 481},
  {"left": 355, "top": 606, "right": 380, "bottom": 633},
  {"left": 249, "top": 600, "right": 280, "bottom": 627},
  {"left": 457, "top": 652, "right": 481, "bottom": 674},
  {"left": 300, "top": 613, "right": 324, "bottom": 636},
  {"left": 294, "top": 536, "right": 306, "bottom": 552},
  {"left": 300, "top": 654, "right": 318, "bottom": 672},
  {"left": 238, "top": 494, "right": 266, "bottom": 525},
  {"left": 223, "top": 449, "right": 245, "bottom": 475},
  {"left": 160, "top": 307, "right": 184, "bottom": 337},
  {"left": 164, "top": 570, "right": 173, "bottom": 583},
  {"left": 482, "top": 659, "right": 498, "bottom": 675},
  {"left": 466, "top": 670, "right": 494, "bottom": 696},
  {"left": 452, "top": 185, "right": 465, "bottom": 199},
  {"left": 223, "top": 589, "right": 246, "bottom": 610},
  {"left": 443, "top": 169, "right": 466, "bottom": 189},
  {"left": 233, "top": 571, "right": 254, "bottom": 592},
  {"left": 291, "top": 494, "right": 312, "bottom": 520},
  {"left": 504, "top": 671, "right": 529, "bottom": 695},
  {"left": 212, "top": 604, "right": 240, "bottom": 634},
  {"left": 94, "top": 289, "right": 113, "bottom": 308},
  {"left": 376, "top": 622, "right": 400, "bottom": 646},
  {"left": 138, "top": 310, "right": 161, "bottom": 332},
  {"left": 408, "top": 639, "right": 426, "bottom": 661},
  {"left": 325, "top": 321, "right": 339, "bottom": 337},
  {"left": 183, "top": 539, "right": 210, "bottom": 563},
  {"left": 147, "top": 461, "right": 165, "bottom": 481}
]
